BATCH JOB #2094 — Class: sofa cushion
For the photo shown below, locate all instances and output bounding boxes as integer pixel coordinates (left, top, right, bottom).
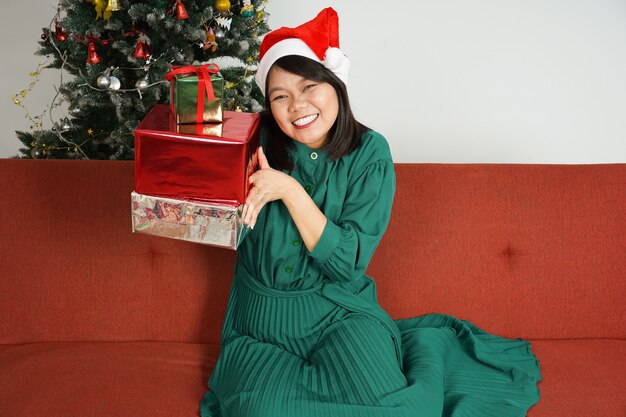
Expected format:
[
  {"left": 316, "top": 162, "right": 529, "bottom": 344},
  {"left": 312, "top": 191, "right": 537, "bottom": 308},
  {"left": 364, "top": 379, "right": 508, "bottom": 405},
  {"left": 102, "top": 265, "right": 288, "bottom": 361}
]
[
  {"left": 528, "top": 339, "right": 626, "bottom": 416},
  {"left": 0, "top": 339, "right": 622, "bottom": 416},
  {"left": 0, "top": 342, "right": 219, "bottom": 417}
]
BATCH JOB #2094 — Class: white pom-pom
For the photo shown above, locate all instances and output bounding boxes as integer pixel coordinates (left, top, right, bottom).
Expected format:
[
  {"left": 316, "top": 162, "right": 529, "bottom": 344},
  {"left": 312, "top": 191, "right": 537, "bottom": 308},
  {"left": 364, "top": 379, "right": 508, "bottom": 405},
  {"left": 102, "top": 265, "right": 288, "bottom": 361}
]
[{"left": 322, "top": 47, "right": 350, "bottom": 85}]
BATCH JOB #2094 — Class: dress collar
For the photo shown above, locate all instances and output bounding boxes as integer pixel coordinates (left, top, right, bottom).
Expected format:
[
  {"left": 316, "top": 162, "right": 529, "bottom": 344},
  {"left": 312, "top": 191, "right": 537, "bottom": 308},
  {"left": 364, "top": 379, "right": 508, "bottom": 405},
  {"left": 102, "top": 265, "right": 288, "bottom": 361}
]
[{"left": 290, "top": 139, "right": 329, "bottom": 162}]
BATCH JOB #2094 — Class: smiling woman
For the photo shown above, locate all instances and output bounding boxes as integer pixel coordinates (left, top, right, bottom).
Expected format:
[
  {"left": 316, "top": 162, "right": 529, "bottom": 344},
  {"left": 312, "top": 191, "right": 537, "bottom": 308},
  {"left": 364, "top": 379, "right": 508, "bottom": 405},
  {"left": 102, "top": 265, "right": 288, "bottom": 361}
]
[
  {"left": 267, "top": 65, "right": 339, "bottom": 149},
  {"left": 199, "top": 7, "right": 542, "bottom": 417},
  {"left": 260, "top": 53, "right": 367, "bottom": 172}
]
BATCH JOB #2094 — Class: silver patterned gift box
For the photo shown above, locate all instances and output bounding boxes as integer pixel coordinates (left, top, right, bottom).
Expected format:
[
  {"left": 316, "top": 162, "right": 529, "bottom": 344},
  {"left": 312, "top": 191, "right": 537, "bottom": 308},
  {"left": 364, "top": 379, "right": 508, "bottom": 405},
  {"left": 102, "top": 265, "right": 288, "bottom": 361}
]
[{"left": 131, "top": 191, "right": 246, "bottom": 250}]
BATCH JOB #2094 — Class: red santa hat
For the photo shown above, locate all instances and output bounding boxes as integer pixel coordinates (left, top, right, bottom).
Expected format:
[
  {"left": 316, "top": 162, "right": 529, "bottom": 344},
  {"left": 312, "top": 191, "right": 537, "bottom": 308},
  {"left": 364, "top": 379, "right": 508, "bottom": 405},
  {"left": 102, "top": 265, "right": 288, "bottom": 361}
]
[{"left": 254, "top": 7, "right": 350, "bottom": 96}]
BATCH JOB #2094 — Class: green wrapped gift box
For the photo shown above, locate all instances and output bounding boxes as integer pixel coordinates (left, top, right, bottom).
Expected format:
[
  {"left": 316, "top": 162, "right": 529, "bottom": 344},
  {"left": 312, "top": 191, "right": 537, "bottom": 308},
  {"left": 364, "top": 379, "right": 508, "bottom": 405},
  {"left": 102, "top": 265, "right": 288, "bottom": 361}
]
[{"left": 166, "top": 63, "right": 223, "bottom": 124}]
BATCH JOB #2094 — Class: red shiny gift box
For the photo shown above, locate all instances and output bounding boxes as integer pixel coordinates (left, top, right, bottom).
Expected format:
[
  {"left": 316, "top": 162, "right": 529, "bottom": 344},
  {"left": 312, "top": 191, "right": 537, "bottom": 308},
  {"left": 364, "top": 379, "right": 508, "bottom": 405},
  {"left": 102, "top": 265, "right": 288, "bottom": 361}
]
[{"left": 134, "top": 104, "right": 260, "bottom": 204}]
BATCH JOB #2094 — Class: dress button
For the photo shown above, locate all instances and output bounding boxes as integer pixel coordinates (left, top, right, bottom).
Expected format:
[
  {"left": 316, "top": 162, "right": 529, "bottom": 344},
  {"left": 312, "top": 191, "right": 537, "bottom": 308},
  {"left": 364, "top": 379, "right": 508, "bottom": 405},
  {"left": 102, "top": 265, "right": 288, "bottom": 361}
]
[
  {"left": 304, "top": 184, "right": 312, "bottom": 193},
  {"left": 284, "top": 265, "right": 294, "bottom": 273},
  {"left": 310, "top": 152, "right": 318, "bottom": 160},
  {"left": 292, "top": 239, "right": 301, "bottom": 246}
]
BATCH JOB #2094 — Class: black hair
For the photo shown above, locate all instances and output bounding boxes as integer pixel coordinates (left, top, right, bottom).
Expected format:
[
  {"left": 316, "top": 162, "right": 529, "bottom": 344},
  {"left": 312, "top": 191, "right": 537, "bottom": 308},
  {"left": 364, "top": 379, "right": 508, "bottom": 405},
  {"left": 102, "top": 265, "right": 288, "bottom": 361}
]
[{"left": 260, "top": 55, "right": 370, "bottom": 171}]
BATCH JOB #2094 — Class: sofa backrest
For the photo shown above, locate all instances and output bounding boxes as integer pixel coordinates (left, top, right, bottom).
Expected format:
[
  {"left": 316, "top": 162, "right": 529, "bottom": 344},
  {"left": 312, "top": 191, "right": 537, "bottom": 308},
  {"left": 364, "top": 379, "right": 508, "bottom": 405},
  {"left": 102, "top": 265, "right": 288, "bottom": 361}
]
[
  {"left": 0, "top": 160, "right": 624, "bottom": 345},
  {"left": 374, "top": 163, "right": 625, "bottom": 340}
]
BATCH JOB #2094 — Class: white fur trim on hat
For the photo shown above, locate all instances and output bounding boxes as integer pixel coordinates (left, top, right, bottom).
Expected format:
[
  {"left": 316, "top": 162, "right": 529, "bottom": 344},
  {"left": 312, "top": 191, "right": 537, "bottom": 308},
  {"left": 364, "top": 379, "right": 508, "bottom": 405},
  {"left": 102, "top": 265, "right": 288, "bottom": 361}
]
[
  {"left": 322, "top": 47, "right": 350, "bottom": 85},
  {"left": 255, "top": 38, "right": 350, "bottom": 96}
]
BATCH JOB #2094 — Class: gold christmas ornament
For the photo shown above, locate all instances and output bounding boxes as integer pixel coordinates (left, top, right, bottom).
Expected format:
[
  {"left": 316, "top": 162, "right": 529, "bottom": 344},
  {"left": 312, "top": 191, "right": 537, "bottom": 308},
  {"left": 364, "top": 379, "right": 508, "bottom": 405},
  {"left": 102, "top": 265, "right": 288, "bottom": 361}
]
[
  {"left": 105, "top": 0, "right": 122, "bottom": 12},
  {"left": 214, "top": 0, "right": 231, "bottom": 13}
]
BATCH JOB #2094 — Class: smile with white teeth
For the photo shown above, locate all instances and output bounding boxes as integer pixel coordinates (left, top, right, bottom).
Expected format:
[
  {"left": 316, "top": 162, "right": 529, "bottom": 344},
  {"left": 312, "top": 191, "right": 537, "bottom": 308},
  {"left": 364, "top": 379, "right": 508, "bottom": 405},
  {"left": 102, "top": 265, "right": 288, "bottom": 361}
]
[{"left": 292, "top": 114, "right": 318, "bottom": 126}]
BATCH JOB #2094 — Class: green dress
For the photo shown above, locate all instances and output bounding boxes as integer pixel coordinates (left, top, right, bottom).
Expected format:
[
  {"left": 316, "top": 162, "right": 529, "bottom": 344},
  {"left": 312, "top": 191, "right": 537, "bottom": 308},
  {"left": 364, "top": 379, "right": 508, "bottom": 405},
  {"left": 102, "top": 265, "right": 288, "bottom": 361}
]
[{"left": 200, "top": 131, "right": 541, "bottom": 417}]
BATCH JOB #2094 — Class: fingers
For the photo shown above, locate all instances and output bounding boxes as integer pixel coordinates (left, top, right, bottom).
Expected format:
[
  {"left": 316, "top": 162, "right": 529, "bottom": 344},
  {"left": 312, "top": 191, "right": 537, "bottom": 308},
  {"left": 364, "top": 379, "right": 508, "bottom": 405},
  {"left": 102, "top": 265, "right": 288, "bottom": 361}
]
[
  {"left": 257, "top": 146, "right": 271, "bottom": 170},
  {"left": 248, "top": 158, "right": 265, "bottom": 185},
  {"left": 247, "top": 201, "right": 263, "bottom": 229},
  {"left": 244, "top": 149, "right": 269, "bottom": 228},
  {"left": 242, "top": 188, "right": 255, "bottom": 225},
  {"left": 242, "top": 187, "right": 265, "bottom": 229}
]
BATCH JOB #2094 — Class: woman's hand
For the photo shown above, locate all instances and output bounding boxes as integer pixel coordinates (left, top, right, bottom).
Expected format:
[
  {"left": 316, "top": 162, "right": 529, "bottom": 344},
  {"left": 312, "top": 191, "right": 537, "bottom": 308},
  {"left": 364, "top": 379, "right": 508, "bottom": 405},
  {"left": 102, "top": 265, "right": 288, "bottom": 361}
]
[
  {"left": 242, "top": 146, "right": 298, "bottom": 229},
  {"left": 243, "top": 146, "right": 327, "bottom": 251}
]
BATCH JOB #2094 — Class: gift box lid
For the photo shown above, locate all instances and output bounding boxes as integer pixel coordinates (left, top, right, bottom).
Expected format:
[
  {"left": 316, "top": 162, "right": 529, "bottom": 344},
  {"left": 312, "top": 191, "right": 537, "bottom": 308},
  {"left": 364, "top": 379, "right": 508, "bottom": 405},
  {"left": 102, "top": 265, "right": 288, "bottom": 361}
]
[
  {"left": 134, "top": 104, "right": 260, "bottom": 204},
  {"left": 136, "top": 104, "right": 258, "bottom": 143}
]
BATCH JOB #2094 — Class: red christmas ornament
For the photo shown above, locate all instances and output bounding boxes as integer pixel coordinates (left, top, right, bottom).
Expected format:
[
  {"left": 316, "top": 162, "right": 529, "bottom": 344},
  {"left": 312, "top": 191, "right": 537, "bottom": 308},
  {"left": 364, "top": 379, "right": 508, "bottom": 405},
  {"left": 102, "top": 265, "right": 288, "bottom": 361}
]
[
  {"left": 87, "top": 42, "right": 101, "bottom": 65},
  {"left": 54, "top": 21, "right": 67, "bottom": 41},
  {"left": 133, "top": 40, "right": 150, "bottom": 60},
  {"left": 176, "top": 0, "right": 189, "bottom": 19}
]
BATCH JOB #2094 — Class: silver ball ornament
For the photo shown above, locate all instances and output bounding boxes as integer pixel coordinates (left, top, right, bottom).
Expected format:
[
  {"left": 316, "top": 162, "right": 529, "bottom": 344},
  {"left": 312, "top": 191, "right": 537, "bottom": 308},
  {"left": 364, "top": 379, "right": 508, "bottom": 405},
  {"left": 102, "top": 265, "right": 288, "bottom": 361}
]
[
  {"left": 31, "top": 146, "right": 44, "bottom": 159},
  {"left": 59, "top": 117, "right": 72, "bottom": 132},
  {"left": 69, "top": 107, "right": 81, "bottom": 117},
  {"left": 96, "top": 74, "right": 111, "bottom": 90},
  {"left": 108, "top": 76, "right": 121, "bottom": 91},
  {"left": 135, "top": 77, "right": 149, "bottom": 91},
  {"left": 214, "top": 27, "right": 226, "bottom": 39}
]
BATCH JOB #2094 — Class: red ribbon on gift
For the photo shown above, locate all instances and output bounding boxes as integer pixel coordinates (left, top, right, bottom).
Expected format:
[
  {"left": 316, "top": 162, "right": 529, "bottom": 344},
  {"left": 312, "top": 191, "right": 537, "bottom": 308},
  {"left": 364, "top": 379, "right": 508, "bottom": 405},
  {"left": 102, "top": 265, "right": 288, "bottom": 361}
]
[{"left": 166, "top": 63, "right": 220, "bottom": 124}]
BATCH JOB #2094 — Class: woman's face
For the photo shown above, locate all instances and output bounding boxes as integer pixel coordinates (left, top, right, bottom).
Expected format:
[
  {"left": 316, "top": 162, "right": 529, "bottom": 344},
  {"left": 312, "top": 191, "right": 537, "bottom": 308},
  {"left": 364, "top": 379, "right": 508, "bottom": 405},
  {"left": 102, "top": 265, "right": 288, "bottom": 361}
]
[{"left": 267, "top": 66, "right": 339, "bottom": 149}]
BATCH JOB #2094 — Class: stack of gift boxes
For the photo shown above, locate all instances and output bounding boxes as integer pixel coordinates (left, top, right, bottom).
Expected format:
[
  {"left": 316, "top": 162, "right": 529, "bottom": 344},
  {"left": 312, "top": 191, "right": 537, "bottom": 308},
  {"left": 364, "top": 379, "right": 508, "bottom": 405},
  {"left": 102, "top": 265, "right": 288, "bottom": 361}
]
[{"left": 131, "top": 64, "right": 260, "bottom": 250}]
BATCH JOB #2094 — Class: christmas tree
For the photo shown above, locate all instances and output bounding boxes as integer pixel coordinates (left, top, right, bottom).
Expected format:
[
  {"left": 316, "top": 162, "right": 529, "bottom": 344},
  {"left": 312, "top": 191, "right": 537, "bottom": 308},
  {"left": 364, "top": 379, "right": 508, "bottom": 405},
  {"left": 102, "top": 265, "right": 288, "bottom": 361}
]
[{"left": 14, "top": 0, "right": 270, "bottom": 160}]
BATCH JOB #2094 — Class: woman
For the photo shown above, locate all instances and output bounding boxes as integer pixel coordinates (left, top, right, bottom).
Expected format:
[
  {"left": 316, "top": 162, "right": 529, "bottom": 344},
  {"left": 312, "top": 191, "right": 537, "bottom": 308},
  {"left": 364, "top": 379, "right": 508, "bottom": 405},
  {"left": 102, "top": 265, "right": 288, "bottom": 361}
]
[{"left": 200, "top": 8, "right": 541, "bottom": 417}]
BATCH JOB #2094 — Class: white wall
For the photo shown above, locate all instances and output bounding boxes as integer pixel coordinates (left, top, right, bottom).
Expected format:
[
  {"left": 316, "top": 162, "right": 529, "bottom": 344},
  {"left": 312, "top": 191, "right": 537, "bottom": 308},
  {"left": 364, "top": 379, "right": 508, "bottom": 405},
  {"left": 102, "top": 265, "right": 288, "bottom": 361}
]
[
  {"left": 2, "top": 1, "right": 62, "bottom": 158},
  {"left": 2, "top": 0, "right": 625, "bottom": 163}
]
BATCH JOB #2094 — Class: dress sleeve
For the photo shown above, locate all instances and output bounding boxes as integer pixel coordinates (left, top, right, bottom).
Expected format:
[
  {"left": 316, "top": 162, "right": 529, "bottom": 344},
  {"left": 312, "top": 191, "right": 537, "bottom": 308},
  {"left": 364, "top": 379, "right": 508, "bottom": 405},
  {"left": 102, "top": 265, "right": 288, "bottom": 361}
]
[{"left": 308, "top": 157, "right": 396, "bottom": 283}]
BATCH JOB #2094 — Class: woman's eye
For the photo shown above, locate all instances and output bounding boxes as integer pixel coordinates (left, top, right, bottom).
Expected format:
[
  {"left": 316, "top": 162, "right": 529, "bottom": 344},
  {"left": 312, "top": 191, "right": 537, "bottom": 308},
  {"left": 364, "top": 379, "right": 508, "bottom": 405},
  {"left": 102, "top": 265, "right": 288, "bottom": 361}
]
[
  {"left": 271, "top": 94, "right": 287, "bottom": 101},
  {"left": 303, "top": 84, "right": 317, "bottom": 91}
]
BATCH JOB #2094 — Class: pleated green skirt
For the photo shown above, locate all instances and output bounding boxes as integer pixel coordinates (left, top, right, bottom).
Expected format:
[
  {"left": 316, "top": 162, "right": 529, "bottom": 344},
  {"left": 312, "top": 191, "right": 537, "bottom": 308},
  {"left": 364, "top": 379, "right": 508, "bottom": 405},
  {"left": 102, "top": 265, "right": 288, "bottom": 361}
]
[{"left": 200, "top": 269, "right": 541, "bottom": 417}]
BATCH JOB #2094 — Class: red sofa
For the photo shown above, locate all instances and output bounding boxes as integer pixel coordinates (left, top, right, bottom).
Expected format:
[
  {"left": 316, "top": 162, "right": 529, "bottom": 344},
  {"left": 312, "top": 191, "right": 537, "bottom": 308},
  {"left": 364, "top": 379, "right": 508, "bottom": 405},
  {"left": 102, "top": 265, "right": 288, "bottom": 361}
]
[{"left": 1, "top": 159, "right": 624, "bottom": 416}]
